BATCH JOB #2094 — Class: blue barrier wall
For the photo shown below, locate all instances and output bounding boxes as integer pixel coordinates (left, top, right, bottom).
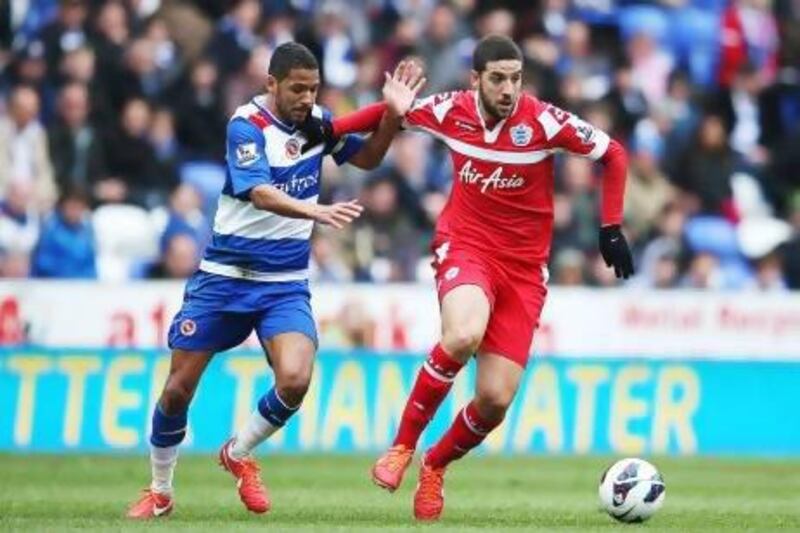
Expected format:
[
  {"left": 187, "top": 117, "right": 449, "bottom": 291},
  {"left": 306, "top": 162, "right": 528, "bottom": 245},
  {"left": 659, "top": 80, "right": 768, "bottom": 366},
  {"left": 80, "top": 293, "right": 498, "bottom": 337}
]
[{"left": 1, "top": 349, "right": 798, "bottom": 455}]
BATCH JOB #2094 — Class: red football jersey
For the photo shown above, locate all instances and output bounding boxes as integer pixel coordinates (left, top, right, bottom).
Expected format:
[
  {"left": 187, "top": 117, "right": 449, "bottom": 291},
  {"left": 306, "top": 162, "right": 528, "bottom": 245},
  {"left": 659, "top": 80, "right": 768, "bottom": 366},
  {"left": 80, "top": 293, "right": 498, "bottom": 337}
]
[{"left": 403, "top": 90, "right": 611, "bottom": 266}]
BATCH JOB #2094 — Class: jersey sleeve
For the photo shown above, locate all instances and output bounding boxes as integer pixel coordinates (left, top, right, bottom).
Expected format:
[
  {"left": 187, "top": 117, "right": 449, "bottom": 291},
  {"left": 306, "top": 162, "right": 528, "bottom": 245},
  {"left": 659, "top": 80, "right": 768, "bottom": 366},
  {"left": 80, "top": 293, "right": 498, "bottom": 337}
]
[
  {"left": 226, "top": 118, "right": 272, "bottom": 199},
  {"left": 536, "top": 104, "right": 611, "bottom": 160},
  {"left": 320, "top": 107, "right": 365, "bottom": 166},
  {"left": 402, "top": 91, "right": 459, "bottom": 133}
]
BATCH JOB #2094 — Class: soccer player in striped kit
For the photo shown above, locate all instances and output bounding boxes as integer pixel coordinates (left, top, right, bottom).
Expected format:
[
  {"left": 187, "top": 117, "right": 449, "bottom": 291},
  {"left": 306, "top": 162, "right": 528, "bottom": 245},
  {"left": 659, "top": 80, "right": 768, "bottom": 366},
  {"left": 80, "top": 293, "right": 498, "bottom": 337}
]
[{"left": 127, "top": 43, "right": 424, "bottom": 519}]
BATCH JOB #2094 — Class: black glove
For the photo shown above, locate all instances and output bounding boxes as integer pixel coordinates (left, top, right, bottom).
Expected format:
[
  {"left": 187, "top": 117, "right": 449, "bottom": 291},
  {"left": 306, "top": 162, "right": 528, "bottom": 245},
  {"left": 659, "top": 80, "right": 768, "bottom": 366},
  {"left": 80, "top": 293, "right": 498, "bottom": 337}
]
[
  {"left": 599, "top": 225, "right": 635, "bottom": 279},
  {"left": 297, "top": 114, "right": 336, "bottom": 154}
]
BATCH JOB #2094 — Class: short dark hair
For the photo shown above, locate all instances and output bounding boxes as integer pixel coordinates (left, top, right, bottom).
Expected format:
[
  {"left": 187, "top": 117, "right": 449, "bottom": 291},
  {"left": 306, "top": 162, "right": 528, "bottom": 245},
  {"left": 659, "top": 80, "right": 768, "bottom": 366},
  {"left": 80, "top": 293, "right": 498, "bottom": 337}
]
[
  {"left": 268, "top": 42, "right": 319, "bottom": 80},
  {"left": 472, "top": 35, "right": 523, "bottom": 72}
]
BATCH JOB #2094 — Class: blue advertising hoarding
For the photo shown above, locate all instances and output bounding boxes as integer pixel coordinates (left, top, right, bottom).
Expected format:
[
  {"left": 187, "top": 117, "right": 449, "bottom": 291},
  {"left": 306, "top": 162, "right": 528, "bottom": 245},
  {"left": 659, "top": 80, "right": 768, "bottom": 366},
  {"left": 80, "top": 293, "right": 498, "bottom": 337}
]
[{"left": 1, "top": 349, "right": 798, "bottom": 455}]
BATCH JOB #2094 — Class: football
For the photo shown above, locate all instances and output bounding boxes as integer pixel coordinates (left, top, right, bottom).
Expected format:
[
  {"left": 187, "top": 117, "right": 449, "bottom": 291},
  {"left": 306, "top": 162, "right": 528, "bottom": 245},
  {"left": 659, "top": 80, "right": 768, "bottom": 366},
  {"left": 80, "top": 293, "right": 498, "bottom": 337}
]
[{"left": 598, "top": 458, "right": 666, "bottom": 523}]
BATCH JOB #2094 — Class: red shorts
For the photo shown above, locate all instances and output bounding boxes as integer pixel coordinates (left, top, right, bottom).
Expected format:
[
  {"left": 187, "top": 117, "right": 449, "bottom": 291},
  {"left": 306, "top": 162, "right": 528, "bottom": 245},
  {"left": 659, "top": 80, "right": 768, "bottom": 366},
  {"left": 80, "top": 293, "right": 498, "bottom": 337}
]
[{"left": 432, "top": 240, "right": 548, "bottom": 367}]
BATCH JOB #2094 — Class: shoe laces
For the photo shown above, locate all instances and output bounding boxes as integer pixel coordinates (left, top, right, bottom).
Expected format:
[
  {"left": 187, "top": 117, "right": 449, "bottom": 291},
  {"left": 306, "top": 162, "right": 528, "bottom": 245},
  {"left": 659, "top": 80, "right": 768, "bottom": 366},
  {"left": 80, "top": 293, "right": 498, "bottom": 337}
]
[
  {"left": 238, "top": 458, "right": 263, "bottom": 488},
  {"left": 383, "top": 446, "right": 412, "bottom": 472},
  {"left": 418, "top": 464, "right": 445, "bottom": 500}
]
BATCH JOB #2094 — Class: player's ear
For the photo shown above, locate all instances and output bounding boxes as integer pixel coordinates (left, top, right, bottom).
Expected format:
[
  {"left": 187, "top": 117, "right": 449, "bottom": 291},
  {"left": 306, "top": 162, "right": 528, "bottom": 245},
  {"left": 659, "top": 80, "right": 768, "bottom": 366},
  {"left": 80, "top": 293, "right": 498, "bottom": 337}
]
[
  {"left": 266, "top": 74, "right": 278, "bottom": 95},
  {"left": 470, "top": 70, "right": 480, "bottom": 90}
]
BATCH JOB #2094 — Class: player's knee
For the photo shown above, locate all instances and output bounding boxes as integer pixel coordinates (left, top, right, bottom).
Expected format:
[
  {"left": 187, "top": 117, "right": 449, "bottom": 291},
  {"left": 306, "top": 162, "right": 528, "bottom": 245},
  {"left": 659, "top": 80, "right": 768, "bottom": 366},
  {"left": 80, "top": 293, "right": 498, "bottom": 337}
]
[
  {"left": 160, "top": 378, "right": 196, "bottom": 414},
  {"left": 474, "top": 388, "right": 513, "bottom": 424},
  {"left": 275, "top": 369, "right": 311, "bottom": 406},
  {"left": 442, "top": 325, "right": 483, "bottom": 359}
]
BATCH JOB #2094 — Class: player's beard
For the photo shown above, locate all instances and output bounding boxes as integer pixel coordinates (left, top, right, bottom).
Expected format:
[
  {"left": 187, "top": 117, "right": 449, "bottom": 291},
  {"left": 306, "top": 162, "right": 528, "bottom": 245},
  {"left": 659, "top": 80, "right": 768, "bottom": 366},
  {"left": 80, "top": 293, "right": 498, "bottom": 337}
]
[{"left": 478, "top": 88, "right": 514, "bottom": 122}]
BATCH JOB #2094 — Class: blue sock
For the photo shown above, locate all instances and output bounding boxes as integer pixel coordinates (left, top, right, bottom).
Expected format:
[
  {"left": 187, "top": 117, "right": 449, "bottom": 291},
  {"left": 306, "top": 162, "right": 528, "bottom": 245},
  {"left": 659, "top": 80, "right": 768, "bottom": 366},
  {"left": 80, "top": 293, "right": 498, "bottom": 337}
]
[
  {"left": 150, "top": 405, "right": 187, "bottom": 448},
  {"left": 257, "top": 387, "right": 299, "bottom": 428}
]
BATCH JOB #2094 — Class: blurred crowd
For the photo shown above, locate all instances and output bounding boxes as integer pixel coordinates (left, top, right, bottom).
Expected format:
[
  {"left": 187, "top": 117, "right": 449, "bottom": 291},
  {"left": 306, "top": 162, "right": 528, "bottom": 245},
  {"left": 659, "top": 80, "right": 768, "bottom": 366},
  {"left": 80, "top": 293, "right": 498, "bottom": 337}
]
[{"left": 1, "top": 0, "right": 799, "bottom": 289}]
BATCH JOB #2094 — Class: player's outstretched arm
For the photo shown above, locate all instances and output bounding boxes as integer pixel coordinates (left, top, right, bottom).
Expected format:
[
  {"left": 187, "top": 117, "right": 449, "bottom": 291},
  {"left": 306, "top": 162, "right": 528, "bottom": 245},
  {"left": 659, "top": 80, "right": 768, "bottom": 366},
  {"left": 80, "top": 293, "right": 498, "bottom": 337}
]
[
  {"left": 346, "top": 61, "right": 425, "bottom": 169},
  {"left": 249, "top": 185, "right": 363, "bottom": 229},
  {"left": 539, "top": 104, "right": 635, "bottom": 279}
]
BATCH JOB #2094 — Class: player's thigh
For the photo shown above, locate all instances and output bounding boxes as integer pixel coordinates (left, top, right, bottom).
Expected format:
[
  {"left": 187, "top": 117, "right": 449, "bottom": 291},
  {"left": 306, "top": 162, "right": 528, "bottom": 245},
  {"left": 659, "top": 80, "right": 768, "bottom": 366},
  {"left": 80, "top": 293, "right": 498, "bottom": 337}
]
[
  {"left": 263, "top": 332, "right": 316, "bottom": 387},
  {"left": 257, "top": 294, "right": 317, "bottom": 395},
  {"left": 474, "top": 352, "right": 525, "bottom": 415},
  {"left": 479, "top": 271, "right": 547, "bottom": 367}
]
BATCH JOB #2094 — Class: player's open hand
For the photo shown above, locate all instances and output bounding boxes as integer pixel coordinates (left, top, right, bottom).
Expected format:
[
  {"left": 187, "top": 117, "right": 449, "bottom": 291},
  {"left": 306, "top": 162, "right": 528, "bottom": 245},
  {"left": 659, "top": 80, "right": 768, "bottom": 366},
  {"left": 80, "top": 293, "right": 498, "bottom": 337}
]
[
  {"left": 383, "top": 60, "right": 426, "bottom": 118},
  {"left": 599, "top": 225, "right": 635, "bottom": 279},
  {"left": 313, "top": 200, "right": 364, "bottom": 229}
]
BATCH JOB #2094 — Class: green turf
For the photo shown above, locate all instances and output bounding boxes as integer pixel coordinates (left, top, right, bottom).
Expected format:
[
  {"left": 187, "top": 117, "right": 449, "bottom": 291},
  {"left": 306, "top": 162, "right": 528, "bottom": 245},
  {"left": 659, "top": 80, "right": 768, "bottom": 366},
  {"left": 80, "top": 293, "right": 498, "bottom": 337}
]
[{"left": 0, "top": 454, "right": 799, "bottom": 532}]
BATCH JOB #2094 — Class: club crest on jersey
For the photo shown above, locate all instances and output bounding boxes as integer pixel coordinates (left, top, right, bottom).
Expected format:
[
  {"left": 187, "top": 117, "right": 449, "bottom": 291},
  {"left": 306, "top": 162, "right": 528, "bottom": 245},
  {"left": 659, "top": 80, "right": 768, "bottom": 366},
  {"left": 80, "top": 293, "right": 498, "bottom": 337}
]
[
  {"left": 510, "top": 124, "right": 533, "bottom": 146},
  {"left": 180, "top": 319, "right": 197, "bottom": 336},
  {"left": 285, "top": 138, "right": 301, "bottom": 160}
]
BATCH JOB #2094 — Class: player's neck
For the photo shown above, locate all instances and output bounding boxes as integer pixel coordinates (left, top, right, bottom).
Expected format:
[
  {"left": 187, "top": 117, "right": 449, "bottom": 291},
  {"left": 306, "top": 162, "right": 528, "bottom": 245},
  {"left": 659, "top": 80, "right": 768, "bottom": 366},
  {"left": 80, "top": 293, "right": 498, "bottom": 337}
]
[{"left": 263, "top": 95, "right": 294, "bottom": 128}]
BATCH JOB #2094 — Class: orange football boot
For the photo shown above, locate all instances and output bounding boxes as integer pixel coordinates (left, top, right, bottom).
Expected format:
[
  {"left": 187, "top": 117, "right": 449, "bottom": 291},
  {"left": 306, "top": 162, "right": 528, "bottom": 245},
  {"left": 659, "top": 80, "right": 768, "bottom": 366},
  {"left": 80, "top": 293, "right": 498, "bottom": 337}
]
[
  {"left": 371, "top": 444, "right": 414, "bottom": 492},
  {"left": 218, "top": 438, "right": 271, "bottom": 514},
  {"left": 413, "top": 457, "right": 446, "bottom": 521},
  {"left": 126, "top": 488, "right": 174, "bottom": 519}
]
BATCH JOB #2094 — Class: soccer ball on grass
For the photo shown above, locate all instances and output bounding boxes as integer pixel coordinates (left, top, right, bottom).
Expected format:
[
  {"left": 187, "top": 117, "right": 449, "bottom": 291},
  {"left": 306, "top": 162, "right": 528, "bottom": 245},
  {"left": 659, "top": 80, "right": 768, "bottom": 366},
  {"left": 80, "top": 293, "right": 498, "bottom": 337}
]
[{"left": 598, "top": 457, "right": 665, "bottom": 523}]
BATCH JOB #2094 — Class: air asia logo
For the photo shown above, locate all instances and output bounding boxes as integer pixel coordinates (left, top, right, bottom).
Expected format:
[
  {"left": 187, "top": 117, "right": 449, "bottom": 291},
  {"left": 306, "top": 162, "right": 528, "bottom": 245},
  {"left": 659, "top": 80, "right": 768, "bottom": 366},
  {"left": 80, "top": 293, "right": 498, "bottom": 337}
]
[
  {"left": 285, "top": 138, "right": 301, "bottom": 159},
  {"left": 458, "top": 160, "right": 524, "bottom": 193},
  {"left": 509, "top": 124, "right": 533, "bottom": 146},
  {"left": 180, "top": 319, "right": 197, "bottom": 336}
]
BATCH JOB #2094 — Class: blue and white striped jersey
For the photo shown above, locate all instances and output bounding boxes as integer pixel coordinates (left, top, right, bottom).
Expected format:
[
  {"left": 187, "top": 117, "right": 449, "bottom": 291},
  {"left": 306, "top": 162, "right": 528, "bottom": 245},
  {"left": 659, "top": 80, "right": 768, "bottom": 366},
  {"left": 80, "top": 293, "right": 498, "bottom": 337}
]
[{"left": 199, "top": 96, "right": 363, "bottom": 282}]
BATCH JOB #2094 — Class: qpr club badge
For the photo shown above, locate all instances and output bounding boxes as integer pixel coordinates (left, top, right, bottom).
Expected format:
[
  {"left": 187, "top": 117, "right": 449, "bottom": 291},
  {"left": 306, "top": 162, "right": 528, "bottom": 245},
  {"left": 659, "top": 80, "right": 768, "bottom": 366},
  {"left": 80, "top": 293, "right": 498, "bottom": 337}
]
[{"left": 509, "top": 124, "right": 533, "bottom": 146}]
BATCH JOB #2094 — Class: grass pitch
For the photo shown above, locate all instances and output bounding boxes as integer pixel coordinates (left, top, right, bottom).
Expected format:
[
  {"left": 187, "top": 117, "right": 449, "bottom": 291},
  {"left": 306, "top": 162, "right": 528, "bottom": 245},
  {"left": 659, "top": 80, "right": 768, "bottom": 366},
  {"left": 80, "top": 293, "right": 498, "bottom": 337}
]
[{"left": 1, "top": 454, "right": 799, "bottom": 532}]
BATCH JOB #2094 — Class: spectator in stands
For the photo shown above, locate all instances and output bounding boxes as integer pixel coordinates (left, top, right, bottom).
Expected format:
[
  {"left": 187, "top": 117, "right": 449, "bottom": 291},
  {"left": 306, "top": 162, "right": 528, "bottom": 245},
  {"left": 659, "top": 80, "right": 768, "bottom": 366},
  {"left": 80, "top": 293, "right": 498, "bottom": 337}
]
[
  {"left": 717, "top": 63, "right": 769, "bottom": 166},
  {"left": 91, "top": 0, "right": 131, "bottom": 112},
  {"left": 672, "top": 114, "right": 737, "bottom": 219},
  {"left": 38, "top": 0, "right": 90, "bottom": 76},
  {"left": 748, "top": 251, "right": 787, "bottom": 291},
  {"left": 7, "top": 40, "right": 56, "bottom": 122},
  {"left": 223, "top": 43, "right": 272, "bottom": 117},
  {"left": 552, "top": 247, "right": 586, "bottom": 286},
  {"left": 314, "top": 2, "right": 359, "bottom": 89},
  {"left": 31, "top": 187, "right": 96, "bottom": 278},
  {"left": 103, "top": 97, "right": 163, "bottom": 207},
  {"left": 0, "top": 181, "right": 40, "bottom": 277},
  {"left": 48, "top": 82, "right": 107, "bottom": 197},
  {"left": 148, "top": 107, "right": 180, "bottom": 191},
  {"left": 624, "top": 138, "right": 675, "bottom": 243},
  {"left": 350, "top": 174, "right": 422, "bottom": 281},
  {"left": 157, "top": 183, "right": 208, "bottom": 257},
  {"left": 205, "top": 0, "right": 261, "bottom": 77},
  {"left": 175, "top": 59, "right": 227, "bottom": 161},
  {"left": 417, "top": 4, "right": 467, "bottom": 94},
  {"left": 0, "top": 85, "right": 57, "bottom": 210},
  {"left": 58, "top": 46, "right": 113, "bottom": 125},
  {"left": 310, "top": 232, "right": 353, "bottom": 282},
  {"left": 146, "top": 232, "right": 198, "bottom": 279}
]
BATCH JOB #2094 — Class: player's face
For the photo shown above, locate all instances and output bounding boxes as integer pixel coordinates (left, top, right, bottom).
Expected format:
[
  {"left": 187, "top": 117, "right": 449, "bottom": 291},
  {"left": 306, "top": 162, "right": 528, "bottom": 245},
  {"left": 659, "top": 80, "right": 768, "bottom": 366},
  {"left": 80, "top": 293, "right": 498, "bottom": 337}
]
[
  {"left": 267, "top": 68, "right": 320, "bottom": 125},
  {"left": 473, "top": 60, "right": 523, "bottom": 121}
]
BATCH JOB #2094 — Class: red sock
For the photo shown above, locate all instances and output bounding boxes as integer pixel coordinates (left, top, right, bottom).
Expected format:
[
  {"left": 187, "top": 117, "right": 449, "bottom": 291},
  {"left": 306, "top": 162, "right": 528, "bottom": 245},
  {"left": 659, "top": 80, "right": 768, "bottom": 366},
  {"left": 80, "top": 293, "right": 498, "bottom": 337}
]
[
  {"left": 393, "top": 344, "right": 464, "bottom": 449},
  {"left": 425, "top": 401, "right": 500, "bottom": 469}
]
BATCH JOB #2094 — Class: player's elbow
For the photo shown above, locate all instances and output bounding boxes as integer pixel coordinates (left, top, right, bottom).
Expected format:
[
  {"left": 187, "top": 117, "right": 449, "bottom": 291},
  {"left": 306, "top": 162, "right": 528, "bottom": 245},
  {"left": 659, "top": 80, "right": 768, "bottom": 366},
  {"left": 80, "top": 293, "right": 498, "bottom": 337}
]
[
  {"left": 602, "top": 139, "right": 628, "bottom": 167},
  {"left": 249, "top": 185, "right": 277, "bottom": 211}
]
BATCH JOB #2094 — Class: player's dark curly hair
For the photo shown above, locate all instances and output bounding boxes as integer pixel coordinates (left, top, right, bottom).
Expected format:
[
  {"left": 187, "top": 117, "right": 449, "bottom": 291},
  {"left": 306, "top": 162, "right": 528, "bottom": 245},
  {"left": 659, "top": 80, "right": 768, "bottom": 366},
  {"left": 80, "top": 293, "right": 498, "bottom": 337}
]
[
  {"left": 473, "top": 35, "right": 523, "bottom": 72},
  {"left": 268, "top": 42, "right": 319, "bottom": 81}
]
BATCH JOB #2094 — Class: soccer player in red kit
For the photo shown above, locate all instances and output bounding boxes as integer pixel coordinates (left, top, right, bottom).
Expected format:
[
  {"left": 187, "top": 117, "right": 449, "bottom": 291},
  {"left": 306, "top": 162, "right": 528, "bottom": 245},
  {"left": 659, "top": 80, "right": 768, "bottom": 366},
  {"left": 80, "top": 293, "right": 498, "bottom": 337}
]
[{"left": 306, "top": 35, "right": 634, "bottom": 521}]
